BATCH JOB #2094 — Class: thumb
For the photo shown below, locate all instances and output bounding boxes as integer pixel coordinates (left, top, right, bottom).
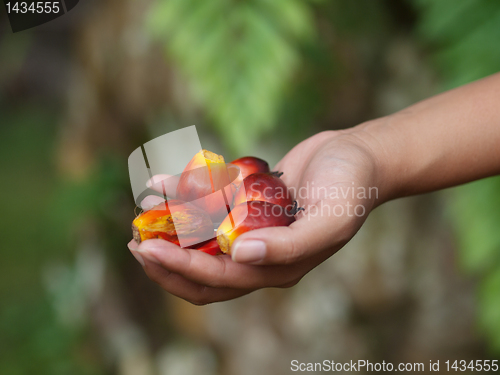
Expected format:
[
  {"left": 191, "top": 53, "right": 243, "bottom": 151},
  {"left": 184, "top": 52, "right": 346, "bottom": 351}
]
[{"left": 230, "top": 212, "right": 355, "bottom": 265}]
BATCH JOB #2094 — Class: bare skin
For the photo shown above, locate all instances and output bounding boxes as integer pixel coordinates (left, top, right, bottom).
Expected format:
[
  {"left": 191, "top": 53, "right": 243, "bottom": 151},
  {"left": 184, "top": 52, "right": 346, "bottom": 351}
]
[{"left": 128, "top": 72, "right": 500, "bottom": 305}]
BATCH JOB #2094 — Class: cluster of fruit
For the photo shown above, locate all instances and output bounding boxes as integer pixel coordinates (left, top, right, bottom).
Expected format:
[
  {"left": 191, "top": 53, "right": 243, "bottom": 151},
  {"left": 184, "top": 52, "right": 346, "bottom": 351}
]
[{"left": 132, "top": 150, "right": 302, "bottom": 255}]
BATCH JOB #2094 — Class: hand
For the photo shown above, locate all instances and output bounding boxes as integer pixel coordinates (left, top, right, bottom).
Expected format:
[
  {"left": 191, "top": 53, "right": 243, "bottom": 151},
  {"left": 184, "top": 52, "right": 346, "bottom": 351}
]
[{"left": 128, "top": 128, "right": 383, "bottom": 304}]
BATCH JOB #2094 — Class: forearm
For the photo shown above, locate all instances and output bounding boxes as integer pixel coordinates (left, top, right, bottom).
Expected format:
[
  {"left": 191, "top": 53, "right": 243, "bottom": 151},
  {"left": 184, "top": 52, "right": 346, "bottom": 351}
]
[{"left": 356, "top": 72, "right": 500, "bottom": 202}]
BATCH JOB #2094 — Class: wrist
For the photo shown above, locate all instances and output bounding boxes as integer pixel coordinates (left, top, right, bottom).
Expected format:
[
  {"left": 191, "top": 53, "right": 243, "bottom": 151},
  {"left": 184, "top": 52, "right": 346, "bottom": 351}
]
[
  {"left": 347, "top": 116, "right": 403, "bottom": 205},
  {"left": 350, "top": 112, "right": 442, "bottom": 203}
]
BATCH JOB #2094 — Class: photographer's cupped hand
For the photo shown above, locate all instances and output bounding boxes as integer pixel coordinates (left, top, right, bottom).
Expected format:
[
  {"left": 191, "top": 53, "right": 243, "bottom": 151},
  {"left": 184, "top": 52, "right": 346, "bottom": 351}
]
[{"left": 128, "top": 130, "right": 381, "bottom": 304}]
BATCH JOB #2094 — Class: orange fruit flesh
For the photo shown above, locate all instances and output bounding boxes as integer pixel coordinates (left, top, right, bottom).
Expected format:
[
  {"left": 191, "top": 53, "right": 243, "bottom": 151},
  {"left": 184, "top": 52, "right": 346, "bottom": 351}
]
[{"left": 132, "top": 200, "right": 214, "bottom": 246}]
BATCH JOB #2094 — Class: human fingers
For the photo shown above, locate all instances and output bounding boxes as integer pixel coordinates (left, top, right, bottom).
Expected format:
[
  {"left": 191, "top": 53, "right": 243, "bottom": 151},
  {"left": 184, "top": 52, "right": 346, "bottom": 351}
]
[
  {"left": 134, "top": 239, "right": 304, "bottom": 289},
  {"left": 143, "top": 261, "right": 250, "bottom": 305},
  {"left": 139, "top": 195, "right": 166, "bottom": 210},
  {"left": 146, "top": 174, "right": 179, "bottom": 198},
  {"left": 128, "top": 240, "right": 250, "bottom": 304},
  {"left": 230, "top": 200, "right": 361, "bottom": 265}
]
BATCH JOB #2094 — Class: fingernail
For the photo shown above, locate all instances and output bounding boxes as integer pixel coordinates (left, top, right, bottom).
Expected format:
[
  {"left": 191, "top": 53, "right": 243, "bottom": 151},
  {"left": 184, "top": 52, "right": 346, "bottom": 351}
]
[
  {"left": 231, "top": 240, "right": 266, "bottom": 264},
  {"left": 137, "top": 249, "right": 162, "bottom": 265},
  {"left": 146, "top": 179, "right": 152, "bottom": 188},
  {"left": 131, "top": 250, "right": 145, "bottom": 267},
  {"left": 135, "top": 244, "right": 163, "bottom": 265}
]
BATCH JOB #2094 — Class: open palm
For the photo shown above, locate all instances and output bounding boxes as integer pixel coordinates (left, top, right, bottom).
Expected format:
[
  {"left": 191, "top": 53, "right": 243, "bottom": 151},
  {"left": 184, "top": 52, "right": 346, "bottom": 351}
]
[{"left": 128, "top": 129, "right": 382, "bottom": 304}]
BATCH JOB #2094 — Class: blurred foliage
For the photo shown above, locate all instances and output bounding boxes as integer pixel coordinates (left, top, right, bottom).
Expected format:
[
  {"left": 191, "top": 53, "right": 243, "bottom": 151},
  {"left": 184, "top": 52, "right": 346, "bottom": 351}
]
[
  {"left": 0, "top": 107, "right": 106, "bottom": 374},
  {"left": 49, "top": 156, "right": 131, "bottom": 253},
  {"left": 414, "top": 0, "right": 500, "bottom": 353},
  {"left": 1, "top": 298, "right": 105, "bottom": 375},
  {"left": 145, "top": 0, "right": 397, "bottom": 155},
  {"left": 414, "top": 0, "right": 500, "bottom": 88},
  {"left": 0, "top": 32, "right": 31, "bottom": 101},
  {"left": 147, "top": 0, "right": 316, "bottom": 153},
  {"left": 274, "top": 0, "right": 391, "bottom": 146},
  {"left": 450, "top": 177, "right": 500, "bottom": 353},
  {"left": 2, "top": 0, "right": 500, "bottom": 372}
]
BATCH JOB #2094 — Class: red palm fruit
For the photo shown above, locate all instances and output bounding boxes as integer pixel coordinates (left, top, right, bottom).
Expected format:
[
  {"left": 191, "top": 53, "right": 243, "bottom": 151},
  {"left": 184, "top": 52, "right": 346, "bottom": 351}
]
[
  {"left": 132, "top": 199, "right": 214, "bottom": 247},
  {"left": 216, "top": 200, "right": 302, "bottom": 254},
  {"left": 229, "top": 156, "right": 270, "bottom": 179},
  {"left": 232, "top": 172, "right": 293, "bottom": 208},
  {"left": 188, "top": 238, "right": 223, "bottom": 256},
  {"left": 176, "top": 150, "right": 235, "bottom": 223}
]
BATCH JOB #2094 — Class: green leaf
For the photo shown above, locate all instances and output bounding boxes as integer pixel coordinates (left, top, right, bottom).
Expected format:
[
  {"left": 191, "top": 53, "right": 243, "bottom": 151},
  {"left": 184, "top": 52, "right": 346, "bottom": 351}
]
[
  {"left": 450, "top": 178, "right": 500, "bottom": 273},
  {"left": 478, "top": 267, "right": 500, "bottom": 352},
  {"left": 415, "top": 0, "right": 500, "bottom": 354},
  {"left": 146, "top": 0, "right": 315, "bottom": 153},
  {"left": 414, "top": 0, "right": 500, "bottom": 88}
]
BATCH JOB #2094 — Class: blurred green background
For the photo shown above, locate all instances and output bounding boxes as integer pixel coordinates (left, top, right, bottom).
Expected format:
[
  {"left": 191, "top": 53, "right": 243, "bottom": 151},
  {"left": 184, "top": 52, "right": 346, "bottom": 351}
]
[{"left": 1, "top": 0, "right": 499, "bottom": 374}]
